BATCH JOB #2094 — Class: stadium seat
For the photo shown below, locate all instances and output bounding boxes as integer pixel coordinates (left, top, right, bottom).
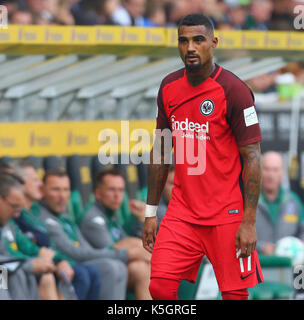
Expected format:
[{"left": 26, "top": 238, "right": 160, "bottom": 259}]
[
  {"left": 90, "top": 154, "right": 114, "bottom": 184},
  {"left": 115, "top": 155, "right": 139, "bottom": 199},
  {"left": 25, "top": 156, "right": 44, "bottom": 179},
  {"left": 66, "top": 155, "right": 92, "bottom": 207},
  {"left": 248, "top": 283, "right": 274, "bottom": 300},
  {"left": 259, "top": 254, "right": 293, "bottom": 268},
  {"left": 136, "top": 160, "right": 148, "bottom": 201},
  {"left": 248, "top": 255, "right": 294, "bottom": 300},
  {"left": 68, "top": 189, "right": 85, "bottom": 225},
  {"left": 249, "top": 281, "right": 293, "bottom": 300},
  {"left": 136, "top": 157, "right": 148, "bottom": 191},
  {"left": 43, "top": 156, "right": 66, "bottom": 171},
  {"left": 269, "top": 282, "right": 293, "bottom": 299}
]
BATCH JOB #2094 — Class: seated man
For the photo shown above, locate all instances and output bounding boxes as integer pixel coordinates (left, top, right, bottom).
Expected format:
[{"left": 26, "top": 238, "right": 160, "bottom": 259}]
[
  {"left": 11, "top": 160, "right": 101, "bottom": 300},
  {"left": 256, "top": 151, "right": 304, "bottom": 255},
  {"left": 0, "top": 172, "right": 51, "bottom": 300},
  {"left": 80, "top": 168, "right": 152, "bottom": 300},
  {"left": 38, "top": 169, "right": 128, "bottom": 300},
  {"left": 5, "top": 218, "right": 101, "bottom": 300}
]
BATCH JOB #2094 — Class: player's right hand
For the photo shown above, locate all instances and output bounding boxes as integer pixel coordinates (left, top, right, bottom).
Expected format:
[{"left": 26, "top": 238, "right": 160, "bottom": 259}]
[{"left": 142, "top": 217, "right": 157, "bottom": 253}]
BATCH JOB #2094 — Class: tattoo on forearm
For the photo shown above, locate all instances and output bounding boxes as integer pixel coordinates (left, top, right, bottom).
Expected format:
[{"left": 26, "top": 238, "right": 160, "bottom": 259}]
[
  {"left": 243, "top": 145, "right": 259, "bottom": 161},
  {"left": 245, "top": 179, "right": 260, "bottom": 208},
  {"left": 240, "top": 143, "right": 261, "bottom": 211}
]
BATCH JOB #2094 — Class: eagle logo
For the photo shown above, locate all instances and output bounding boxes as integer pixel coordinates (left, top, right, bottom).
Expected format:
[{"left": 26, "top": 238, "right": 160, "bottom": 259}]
[{"left": 200, "top": 99, "right": 214, "bottom": 116}]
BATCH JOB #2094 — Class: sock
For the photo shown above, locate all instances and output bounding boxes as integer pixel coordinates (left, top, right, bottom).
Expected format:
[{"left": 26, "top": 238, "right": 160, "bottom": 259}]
[
  {"left": 221, "top": 289, "right": 249, "bottom": 300},
  {"left": 149, "top": 277, "right": 180, "bottom": 300}
]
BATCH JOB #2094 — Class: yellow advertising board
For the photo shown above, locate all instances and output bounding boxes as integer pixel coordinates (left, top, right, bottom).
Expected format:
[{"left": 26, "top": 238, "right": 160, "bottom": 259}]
[
  {"left": 0, "top": 120, "right": 156, "bottom": 157},
  {"left": 0, "top": 25, "right": 302, "bottom": 55}
]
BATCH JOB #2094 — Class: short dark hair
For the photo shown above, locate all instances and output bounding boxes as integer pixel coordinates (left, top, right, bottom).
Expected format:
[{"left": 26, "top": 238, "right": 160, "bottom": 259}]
[
  {"left": 0, "top": 172, "right": 23, "bottom": 198},
  {"left": 0, "top": 161, "right": 12, "bottom": 171},
  {"left": 13, "top": 159, "right": 35, "bottom": 179},
  {"left": 178, "top": 14, "right": 214, "bottom": 35},
  {"left": 0, "top": 161, "right": 25, "bottom": 185},
  {"left": 16, "top": 159, "right": 35, "bottom": 170},
  {"left": 94, "top": 168, "right": 124, "bottom": 190},
  {"left": 43, "top": 168, "right": 69, "bottom": 184}
]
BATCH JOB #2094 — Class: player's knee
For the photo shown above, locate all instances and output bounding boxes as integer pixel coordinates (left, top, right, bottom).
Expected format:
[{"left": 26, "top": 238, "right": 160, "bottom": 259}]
[
  {"left": 221, "top": 289, "right": 249, "bottom": 300},
  {"left": 149, "top": 278, "right": 179, "bottom": 300}
]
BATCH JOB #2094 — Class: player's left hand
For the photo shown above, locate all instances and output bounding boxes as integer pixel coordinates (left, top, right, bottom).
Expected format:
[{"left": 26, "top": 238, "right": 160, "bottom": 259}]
[{"left": 235, "top": 221, "right": 257, "bottom": 258}]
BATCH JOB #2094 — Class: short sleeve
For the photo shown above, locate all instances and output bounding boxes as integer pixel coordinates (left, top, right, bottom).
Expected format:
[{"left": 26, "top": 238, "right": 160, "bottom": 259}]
[
  {"left": 156, "top": 83, "right": 170, "bottom": 130},
  {"left": 226, "top": 84, "right": 262, "bottom": 147}
]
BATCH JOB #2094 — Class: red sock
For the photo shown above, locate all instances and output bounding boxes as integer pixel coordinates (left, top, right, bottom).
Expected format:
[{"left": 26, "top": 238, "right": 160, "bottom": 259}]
[
  {"left": 149, "top": 278, "right": 180, "bottom": 300},
  {"left": 221, "top": 289, "right": 249, "bottom": 300}
]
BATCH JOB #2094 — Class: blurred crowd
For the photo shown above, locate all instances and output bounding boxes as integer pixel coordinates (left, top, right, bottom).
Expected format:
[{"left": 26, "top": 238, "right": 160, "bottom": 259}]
[
  {"left": 0, "top": 0, "right": 301, "bottom": 30},
  {"left": 247, "top": 61, "right": 304, "bottom": 103}
]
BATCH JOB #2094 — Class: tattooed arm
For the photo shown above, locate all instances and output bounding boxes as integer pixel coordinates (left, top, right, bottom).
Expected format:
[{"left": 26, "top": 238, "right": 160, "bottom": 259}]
[
  {"left": 235, "top": 142, "right": 261, "bottom": 258},
  {"left": 142, "top": 134, "right": 171, "bottom": 253}
]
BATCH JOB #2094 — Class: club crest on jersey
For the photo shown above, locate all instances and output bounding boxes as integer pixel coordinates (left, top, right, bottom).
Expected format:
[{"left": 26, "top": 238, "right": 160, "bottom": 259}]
[{"left": 200, "top": 99, "right": 214, "bottom": 116}]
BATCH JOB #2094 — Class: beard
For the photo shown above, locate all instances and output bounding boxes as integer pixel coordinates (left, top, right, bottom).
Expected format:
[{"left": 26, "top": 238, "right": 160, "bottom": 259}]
[
  {"left": 184, "top": 55, "right": 203, "bottom": 73},
  {"left": 185, "top": 63, "right": 203, "bottom": 73}
]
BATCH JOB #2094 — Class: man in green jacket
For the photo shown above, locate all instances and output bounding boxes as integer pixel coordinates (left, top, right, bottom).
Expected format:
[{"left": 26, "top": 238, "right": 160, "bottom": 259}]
[
  {"left": 0, "top": 172, "right": 55, "bottom": 299},
  {"left": 256, "top": 151, "right": 304, "bottom": 254},
  {"left": 12, "top": 160, "right": 102, "bottom": 300}
]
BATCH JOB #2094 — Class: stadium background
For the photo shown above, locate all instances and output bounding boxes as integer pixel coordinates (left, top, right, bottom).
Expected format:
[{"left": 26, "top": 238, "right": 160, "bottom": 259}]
[{"left": 0, "top": 0, "right": 303, "bottom": 300}]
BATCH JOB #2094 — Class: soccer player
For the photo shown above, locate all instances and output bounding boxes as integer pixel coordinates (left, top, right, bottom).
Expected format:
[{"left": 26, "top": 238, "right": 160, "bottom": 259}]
[{"left": 142, "top": 13, "right": 264, "bottom": 300}]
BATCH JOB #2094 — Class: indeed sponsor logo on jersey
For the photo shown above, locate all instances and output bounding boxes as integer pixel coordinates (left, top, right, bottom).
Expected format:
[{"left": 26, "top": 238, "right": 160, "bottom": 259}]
[{"left": 170, "top": 116, "right": 209, "bottom": 133}]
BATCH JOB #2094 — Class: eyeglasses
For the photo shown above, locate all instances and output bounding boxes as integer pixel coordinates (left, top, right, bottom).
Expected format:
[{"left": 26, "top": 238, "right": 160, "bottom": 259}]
[{"left": 1, "top": 196, "right": 22, "bottom": 212}]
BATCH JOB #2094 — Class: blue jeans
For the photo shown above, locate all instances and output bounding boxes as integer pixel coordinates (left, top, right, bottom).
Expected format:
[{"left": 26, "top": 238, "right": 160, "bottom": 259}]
[{"left": 72, "top": 264, "right": 101, "bottom": 300}]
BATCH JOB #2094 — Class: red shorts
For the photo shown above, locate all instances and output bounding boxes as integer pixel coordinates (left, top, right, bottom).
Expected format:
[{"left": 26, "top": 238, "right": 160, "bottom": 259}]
[{"left": 151, "top": 214, "right": 264, "bottom": 292}]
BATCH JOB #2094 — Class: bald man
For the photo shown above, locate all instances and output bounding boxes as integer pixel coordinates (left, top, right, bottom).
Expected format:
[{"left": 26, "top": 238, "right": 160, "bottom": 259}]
[{"left": 256, "top": 151, "right": 304, "bottom": 255}]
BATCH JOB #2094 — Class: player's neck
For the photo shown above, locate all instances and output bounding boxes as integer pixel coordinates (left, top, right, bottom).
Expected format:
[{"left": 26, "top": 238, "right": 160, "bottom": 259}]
[{"left": 186, "top": 62, "right": 215, "bottom": 87}]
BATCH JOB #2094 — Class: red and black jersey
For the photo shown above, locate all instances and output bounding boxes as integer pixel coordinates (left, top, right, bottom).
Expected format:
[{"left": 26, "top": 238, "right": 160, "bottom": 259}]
[{"left": 156, "top": 64, "right": 262, "bottom": 226}]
